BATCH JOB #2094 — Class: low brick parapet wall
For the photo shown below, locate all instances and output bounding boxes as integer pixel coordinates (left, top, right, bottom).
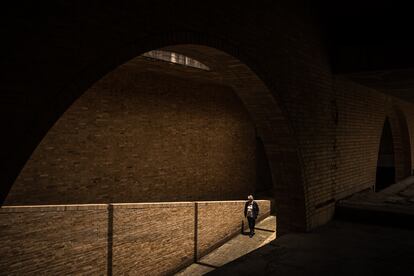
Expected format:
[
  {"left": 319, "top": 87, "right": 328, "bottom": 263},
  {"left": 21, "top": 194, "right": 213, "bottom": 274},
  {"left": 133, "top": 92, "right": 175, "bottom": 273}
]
[{"left": 0, "top": 200, "right": 272, "bottom": 275}]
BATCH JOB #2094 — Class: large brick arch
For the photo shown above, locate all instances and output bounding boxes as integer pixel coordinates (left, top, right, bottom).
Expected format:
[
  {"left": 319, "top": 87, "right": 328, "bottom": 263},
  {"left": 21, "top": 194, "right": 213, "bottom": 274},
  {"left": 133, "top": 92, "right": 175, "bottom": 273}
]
[
  {"left": 159, "top": 44, "right": 307, "bottom": 233},
  {"left": 2, "top": 35, "right": 307, "bottom": 234}
]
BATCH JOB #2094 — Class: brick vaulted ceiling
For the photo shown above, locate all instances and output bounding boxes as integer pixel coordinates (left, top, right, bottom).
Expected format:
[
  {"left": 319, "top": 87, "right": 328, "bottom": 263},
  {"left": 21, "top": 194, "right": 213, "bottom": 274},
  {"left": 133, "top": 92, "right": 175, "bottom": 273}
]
[{"left": 316, "top": 0, "right": 414, "bottom": 103}]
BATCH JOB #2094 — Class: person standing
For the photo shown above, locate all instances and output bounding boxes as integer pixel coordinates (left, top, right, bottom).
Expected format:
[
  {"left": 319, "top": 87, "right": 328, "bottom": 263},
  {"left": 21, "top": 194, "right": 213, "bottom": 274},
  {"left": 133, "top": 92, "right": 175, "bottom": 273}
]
[{"left": 244, "top": 195, "right": 259, "bottom": 238}]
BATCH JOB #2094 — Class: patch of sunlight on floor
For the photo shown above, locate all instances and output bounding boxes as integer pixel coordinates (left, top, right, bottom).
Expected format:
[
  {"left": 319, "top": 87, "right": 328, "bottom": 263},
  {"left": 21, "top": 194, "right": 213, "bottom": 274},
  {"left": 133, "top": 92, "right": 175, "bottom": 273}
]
[{"left": 175, "top": 215, "right": 276, "bottom": 276}]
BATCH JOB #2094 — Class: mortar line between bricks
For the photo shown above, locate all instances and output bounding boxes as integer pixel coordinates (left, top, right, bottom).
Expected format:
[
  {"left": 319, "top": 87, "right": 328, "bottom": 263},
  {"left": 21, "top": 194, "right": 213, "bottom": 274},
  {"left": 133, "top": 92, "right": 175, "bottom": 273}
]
[
  {"left": 107, "top": 204, "right": 113, "bottom": 276},
  {"left": 194, "top": 202, "right": 198, "bottom": 262}
]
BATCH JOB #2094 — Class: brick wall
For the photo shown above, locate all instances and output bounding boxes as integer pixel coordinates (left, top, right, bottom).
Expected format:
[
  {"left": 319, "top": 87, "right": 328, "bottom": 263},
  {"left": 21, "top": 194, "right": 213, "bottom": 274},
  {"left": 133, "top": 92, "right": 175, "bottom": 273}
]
[
  {"left": 0, "top": 205, "right": 108, "bottom": 275},
  {"left": 0, "top": 200, "right": 272, "bottom": 275},
  {"left": 333, "top": 77, "right": 413, "bottom": 197},
  {"left": 307, "top": 76, "right": 414, "bottom": 228},
  {"left": 197, "top": 200, "right": 271, "bottom": 258},
  {"left": 333, "top": 77, "right": 387, "bottom": 199},
  {"left": 399, "top": 101, "right": 414, "bottom": 174},
  {"left": 112, "top": 202, "right": 195, "bottom": 275},
  {"left": 6, "top": 69, "right": 256, "bottom": 205}
]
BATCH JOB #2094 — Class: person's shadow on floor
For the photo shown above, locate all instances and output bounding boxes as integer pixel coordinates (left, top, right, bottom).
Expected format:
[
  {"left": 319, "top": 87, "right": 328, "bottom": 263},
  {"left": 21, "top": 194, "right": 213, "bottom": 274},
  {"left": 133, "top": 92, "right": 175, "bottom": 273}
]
[{"left": 241, "top": 220, "right": 250, "bottom": 235}]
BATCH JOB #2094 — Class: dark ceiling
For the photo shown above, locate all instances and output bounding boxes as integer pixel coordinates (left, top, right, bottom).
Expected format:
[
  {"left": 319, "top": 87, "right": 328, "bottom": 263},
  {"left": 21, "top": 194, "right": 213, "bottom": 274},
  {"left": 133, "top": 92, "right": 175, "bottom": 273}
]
[
  {"left": 315, "top": 1, "right": 414, "bottom": 102},
  {"left": 4, "top": 1, "right": 414, "bottom": 102}
]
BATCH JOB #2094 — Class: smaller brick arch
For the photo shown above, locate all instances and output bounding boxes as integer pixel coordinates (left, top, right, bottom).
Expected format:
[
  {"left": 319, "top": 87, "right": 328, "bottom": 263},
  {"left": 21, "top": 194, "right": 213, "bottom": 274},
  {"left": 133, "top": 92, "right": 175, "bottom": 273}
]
[
  {"left": 375, "top": 117, "right": 395, "bottom": 191},
  {"left": 375, "top": 107, "right": 412, "bottom": 191},
  {"left": 392, "top": 107, "right": 412, "bottom": 181}
]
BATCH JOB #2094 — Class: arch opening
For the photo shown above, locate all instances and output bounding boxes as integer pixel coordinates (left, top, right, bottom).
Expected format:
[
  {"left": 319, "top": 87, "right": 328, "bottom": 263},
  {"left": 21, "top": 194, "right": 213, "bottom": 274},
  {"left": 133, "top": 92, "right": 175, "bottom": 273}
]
[
  {"left": 375, "top": 118, "right": 396, "bottom": 191},
  {"left": 375, "top": 108, "right": 412, "bottom": 192},
  {"left": 395, "top": 108, "right": 412, "bottom": 179}
]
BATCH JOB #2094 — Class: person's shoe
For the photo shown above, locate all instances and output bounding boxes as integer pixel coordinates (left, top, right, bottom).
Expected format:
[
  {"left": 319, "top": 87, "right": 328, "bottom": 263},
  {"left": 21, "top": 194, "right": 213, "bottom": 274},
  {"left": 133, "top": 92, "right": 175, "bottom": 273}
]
[{"left": 249, "top": 233, "right": 253, "bottom": 238}]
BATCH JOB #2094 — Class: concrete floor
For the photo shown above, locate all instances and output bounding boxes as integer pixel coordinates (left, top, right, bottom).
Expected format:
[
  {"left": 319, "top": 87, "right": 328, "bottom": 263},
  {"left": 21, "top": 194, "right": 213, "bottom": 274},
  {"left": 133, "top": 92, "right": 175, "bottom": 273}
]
[
  {"left": 338, "top": 176, "right": 414, "bottom": 212},
  {"left": 209, "top": 177, "right": 414, "bottom": 276},
  {"left": 176, "top": 216, "right": 276, "bottom": 275},
  {"left": 178, "top": 178, "right": 414, "bottom": 276},
  {"left": 208, "top": 220, "right": 414, "bottom": 276},
  {"left": 336, "top": 176, "right": 414, "bottom": 229}
]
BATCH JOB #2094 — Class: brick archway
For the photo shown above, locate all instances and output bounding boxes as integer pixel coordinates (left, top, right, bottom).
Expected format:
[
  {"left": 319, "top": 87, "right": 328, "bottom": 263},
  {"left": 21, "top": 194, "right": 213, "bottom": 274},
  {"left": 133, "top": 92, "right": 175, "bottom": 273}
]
[
  {"left": 2, "top": 34, "right": 307, "bottom": 234},
  {"left": 375, "top": 117, "right": 396, "bottom": 191},
  {"left": 376, "top": 106, "right": 412, "bottom": 190},
  {"left": 389, "top": 107, "right": 412, "bottom": 182},
  {"left": 158, "top": 44, "right": 306, "bottom": 234}
]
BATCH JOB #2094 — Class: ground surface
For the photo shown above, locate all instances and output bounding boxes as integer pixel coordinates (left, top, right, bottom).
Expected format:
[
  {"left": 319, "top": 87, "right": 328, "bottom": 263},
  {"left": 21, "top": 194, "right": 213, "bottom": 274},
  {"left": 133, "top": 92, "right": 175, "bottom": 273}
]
[
  {"left": 177, "top": 178, "right": 414, "bottom": 276},
  {"left": 208, "top": 220, "right": 414, "bottom": 276},
  {"left": 176, "top": 216, "right": 276, "bottom": 275},
  {"left": 208, "top": 177, "right": 414, "bottom": 276},
  {"left": 338, "top": 176, "right": 414, "bottom": 214}
]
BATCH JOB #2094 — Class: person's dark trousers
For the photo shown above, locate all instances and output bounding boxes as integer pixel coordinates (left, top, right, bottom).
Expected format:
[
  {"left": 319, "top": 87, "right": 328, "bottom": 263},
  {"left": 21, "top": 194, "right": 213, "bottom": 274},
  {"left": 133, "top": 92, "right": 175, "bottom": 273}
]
[{"left": 247, "top": 217, "right": 256, "bottom": 235}]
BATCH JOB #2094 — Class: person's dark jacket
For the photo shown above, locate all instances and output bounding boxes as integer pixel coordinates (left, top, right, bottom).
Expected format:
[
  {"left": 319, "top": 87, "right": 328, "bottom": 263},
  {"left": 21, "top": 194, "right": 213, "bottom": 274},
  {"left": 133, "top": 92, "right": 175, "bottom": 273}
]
[{"left": 244, "top": 200, "right": 259, "bottom": 219}]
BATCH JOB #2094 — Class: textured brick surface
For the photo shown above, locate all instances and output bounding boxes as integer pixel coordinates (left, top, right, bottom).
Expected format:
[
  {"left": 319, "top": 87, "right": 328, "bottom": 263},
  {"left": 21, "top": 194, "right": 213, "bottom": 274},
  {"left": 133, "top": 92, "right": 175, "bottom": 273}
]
[
  {"left": 197, "top": 200, "right": 271, "bottom": 258},
  {"left": 6, "top": 69, "right": 256, "bottom": 205},
  {"left": 0, "top": 200, "right": 271, "bottom": 275},
  {"left": 306, "top": 77, "right": 414, "bottom": 228},
  {"left": 112, "top": 202, "right": 195, "bottom": 275},
  {"left": 399, "top": 102, "right": 414, "bottom": 174},
  {"left": 0, "top": 205, "right": 107, "bottom": 275}
]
